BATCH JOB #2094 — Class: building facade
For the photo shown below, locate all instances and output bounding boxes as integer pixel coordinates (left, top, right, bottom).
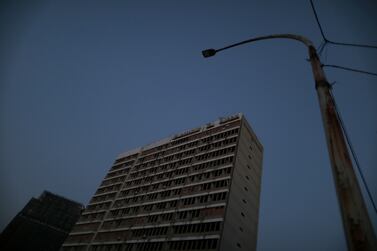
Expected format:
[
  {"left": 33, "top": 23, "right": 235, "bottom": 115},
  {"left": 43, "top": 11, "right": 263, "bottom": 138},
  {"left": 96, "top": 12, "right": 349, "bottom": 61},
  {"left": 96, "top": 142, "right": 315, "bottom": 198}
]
[
  {"left": 62, "top": 114, "right": 263, "bottom": 251},
  {"left": 0, "top": 191, "right": 83, "bottom": 251}
]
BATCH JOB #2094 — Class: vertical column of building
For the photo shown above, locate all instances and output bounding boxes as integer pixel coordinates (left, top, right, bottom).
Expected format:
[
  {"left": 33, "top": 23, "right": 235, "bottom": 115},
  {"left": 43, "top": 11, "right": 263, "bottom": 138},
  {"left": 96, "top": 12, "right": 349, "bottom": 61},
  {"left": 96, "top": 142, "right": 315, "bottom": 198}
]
[
  {"left": 85, "top": 143, "right": 182, "bottom": 251},
  {"left": 61, "top": 153, "right": 139, "bottom": 251},
  {"left": 162, "top": 116, "right": 240, "bottom": 250},
  {"left": 219, "top": 117, "right": 263, "bottom": 251},
  {"left": 88, "top": 152, "right": 142, "bottom": 250},
  {"left": 165, "top": 134, "right": 199, "bottom": 250},
  {"left": 163, "top": 144, "right": 186, "bottom": 249}
]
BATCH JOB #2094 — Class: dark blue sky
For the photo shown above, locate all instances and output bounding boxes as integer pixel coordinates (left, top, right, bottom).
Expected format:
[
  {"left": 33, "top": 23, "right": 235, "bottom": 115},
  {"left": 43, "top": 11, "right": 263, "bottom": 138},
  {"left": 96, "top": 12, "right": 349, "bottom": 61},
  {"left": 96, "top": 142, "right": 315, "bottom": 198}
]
[{"left": 1, "top": 1, "right": 376, "bottom": 250}]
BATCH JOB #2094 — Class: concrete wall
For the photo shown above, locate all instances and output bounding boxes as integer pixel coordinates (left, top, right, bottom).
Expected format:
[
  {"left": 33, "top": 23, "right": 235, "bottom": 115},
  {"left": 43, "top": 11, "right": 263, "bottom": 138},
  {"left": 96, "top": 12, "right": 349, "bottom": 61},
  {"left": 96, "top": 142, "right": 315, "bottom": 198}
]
[{"left": 219, "top": 117, "right": 263, "bottom": 251}]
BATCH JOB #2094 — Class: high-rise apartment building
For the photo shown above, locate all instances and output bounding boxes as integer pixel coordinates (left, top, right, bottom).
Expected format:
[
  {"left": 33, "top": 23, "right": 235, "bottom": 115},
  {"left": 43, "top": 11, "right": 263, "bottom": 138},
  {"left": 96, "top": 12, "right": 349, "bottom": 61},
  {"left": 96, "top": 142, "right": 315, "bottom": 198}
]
[
  {"left": 62, "top": 114, "right": 263, "bottom": 251},
  {"left": 0, "top": 191, "right": 83, "bottom": 251}
]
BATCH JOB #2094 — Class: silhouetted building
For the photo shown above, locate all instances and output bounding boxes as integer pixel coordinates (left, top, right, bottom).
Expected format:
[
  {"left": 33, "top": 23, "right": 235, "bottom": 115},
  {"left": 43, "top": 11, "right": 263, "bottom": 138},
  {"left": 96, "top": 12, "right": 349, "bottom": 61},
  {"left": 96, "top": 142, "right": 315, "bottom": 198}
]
[
  {"left": 0, "top": 191, "right": 83, "bottom": 251},
  {"left": 62, "top": 113, "right": 263, "bottom": 251}
]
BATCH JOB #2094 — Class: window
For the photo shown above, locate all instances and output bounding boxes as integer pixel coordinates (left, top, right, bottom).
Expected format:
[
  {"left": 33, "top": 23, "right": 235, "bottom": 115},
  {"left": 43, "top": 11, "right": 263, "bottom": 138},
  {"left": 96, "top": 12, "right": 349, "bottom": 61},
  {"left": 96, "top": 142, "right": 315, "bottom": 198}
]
[
  {"left": 161, "top": 213, "right": 173, "bottom": 221},
  {"left": 190, "top": 209, "right": 200, "bottom": 218},
  {"left": 169, "top": 200, "right": 177, "bottom": 208},
  {"left": 156, "top": 202, "right": 167, "bottom": 210},
  {"left": 211, "top": 192, "right": 227, "bottom": 201},
  {"left": 152, "top": 184, "right": 159, "bottom": 189},
  {"left": 182, "top": 197, "right": 196, "bottom": 205},
  {"left": 147, "top": 215, "right": 158, "bottom": 223},
  {"left": 173, "top": 188, "right": 181, "bottom": 195},
  {"left": 199, "top": 195, "right": 209, "bottom": 203},
  {"left": 143, "top": 205, "right": 153, "bottom": 211},
  {"left": 173, "top": 222, "right": 221, "bottom": 235},
  {"left": 202, "top": 182, "right": 211, "bottom": 190},
  {"left": 178, "top": 211, "right": 187, "bottom": 219}
]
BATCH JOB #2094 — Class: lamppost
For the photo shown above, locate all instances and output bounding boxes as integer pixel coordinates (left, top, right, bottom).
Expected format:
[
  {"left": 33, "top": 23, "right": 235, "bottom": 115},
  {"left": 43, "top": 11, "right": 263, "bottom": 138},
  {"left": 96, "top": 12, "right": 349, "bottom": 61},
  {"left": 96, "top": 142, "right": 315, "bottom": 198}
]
[{"left": 202, "top": 34, "right": 377, "bottom": 251}]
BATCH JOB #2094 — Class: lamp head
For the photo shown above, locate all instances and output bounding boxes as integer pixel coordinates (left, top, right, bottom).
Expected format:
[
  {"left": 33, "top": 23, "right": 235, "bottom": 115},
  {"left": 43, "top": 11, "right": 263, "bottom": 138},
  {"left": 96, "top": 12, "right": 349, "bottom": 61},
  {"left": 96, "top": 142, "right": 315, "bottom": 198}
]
[{"left": 202, "top": 49, "right": 217, "bottom": 58}]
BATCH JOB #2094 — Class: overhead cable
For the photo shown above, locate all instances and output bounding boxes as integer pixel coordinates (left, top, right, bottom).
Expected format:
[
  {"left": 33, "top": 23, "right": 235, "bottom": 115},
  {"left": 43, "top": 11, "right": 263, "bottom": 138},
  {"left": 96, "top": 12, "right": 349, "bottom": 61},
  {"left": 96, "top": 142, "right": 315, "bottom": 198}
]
[
  {"left": 310, "top": 0, "right": 377, "bottom": 50},
  {"left": 322, "top": 64, "right": 377, "bottom": 77},
  {"left": 309, "top": 0, "right": 327, "bottom": 41},
  {"left": 327, "top": 41, "right": 377, "bottom": 49},
  {"left": 329, "top": 89, "right": 377, "bottom": 215}
]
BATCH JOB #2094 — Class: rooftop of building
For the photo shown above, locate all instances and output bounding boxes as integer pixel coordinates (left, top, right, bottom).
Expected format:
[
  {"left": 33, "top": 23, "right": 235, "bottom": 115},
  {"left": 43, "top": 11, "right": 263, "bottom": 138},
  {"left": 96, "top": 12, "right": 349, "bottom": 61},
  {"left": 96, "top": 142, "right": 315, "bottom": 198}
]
[
  {"left": 117, "top": 113, "right": 246, "bottom": 159},
  {"left": 36, "top": 190, "right": 84, "bottom": 209}
]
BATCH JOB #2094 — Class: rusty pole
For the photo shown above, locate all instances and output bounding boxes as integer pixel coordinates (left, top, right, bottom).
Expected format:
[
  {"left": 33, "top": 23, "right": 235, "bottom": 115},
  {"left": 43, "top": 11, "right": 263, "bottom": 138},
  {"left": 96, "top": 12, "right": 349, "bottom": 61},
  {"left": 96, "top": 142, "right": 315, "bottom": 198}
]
[
  {"left": 308, "top": 45, "right": 377, "bottom": 251},
  {"left": 202, "top": 34, "right": 377, "bottom": 250}
]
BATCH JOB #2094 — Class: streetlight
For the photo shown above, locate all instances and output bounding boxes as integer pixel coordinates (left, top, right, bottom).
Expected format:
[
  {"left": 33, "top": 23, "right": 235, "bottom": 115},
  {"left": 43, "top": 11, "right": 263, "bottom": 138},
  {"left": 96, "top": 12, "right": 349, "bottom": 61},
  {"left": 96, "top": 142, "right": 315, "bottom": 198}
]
[{"left": 202, "top": 34, "right": 377, "bottom": 251}]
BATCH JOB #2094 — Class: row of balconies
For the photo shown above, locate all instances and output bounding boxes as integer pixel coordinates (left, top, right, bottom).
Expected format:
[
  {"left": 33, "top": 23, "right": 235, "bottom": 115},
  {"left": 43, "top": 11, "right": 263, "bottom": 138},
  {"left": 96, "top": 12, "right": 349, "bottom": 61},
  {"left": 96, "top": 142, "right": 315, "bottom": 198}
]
[
  {"left": 104, "top": 167, "right": 130, "bottom": 180},
  {"left": 129, "top": 136, "right": 237, "bottom": 180},
  {"left": 133, "top": 128, "right": 238, "bottom": 173},
  {"left": 121, "top": 146, "right": 235, "bottom": 191},
  {"left": 84, "top": 179, "right": 229, "bottom": 221},
  {"left": 107, "top": 191, "right": 228, "bottom": 221},
  {"left": 63, "top": 237, "right": 219, "bottom": 251},
  {"left": 114, "top": 153, "right": 138, "bottom": 165},
  {"left": 95, "top": 184, "right": 122, "bottom": 196},
  {"left": 112, "top": 172, "right": 231, "bottom": 209},
  {"left": 89, "top": 163, "right": 232, "bottom": 208},
  {"left": 68, "top": 220, "right": 222, "bottom": 245},
  {"left": 73, "top": 202, "right": 226, "bottom": 232},
  {"left": 97, "top": 140, "right": 236, "bottom": 194},
  {"left": 118, "top": 172, "right": 231, "bottom": 203},
  {"left": 118, "top": 159, "right": 233, "bottom": 197},
  {"left": 167, "top": 118, "right": 240, "bottom": 149},
  {"left": 135, "top": 118, "right": 240, "bottom": 163}
]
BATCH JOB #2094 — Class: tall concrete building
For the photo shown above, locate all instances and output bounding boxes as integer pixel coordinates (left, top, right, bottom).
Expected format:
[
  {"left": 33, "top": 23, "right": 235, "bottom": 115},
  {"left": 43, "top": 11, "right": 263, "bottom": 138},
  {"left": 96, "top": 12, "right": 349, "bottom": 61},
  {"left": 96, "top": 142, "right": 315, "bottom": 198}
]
[
  {"left": 0, "top": 191, "right": 83, "bottom": 251},
  {"left": 62, "top": 114, "right": 263, "bottom": 251}
]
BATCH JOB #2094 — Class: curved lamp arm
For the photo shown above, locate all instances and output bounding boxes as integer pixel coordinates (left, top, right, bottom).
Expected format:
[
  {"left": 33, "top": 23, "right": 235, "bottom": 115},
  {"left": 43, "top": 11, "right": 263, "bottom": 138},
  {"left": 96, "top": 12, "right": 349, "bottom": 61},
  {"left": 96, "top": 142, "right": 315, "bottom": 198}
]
[{"left": 202, "top": 34, "right": 313, "bottom": 58}]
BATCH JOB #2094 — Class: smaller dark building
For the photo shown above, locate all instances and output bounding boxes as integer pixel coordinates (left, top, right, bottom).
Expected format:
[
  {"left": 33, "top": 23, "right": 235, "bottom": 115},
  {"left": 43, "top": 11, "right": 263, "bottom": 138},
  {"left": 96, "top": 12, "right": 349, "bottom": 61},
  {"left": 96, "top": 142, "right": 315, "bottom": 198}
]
[{"left": 0, "top": 191, "right": 83, "bottom": 251}]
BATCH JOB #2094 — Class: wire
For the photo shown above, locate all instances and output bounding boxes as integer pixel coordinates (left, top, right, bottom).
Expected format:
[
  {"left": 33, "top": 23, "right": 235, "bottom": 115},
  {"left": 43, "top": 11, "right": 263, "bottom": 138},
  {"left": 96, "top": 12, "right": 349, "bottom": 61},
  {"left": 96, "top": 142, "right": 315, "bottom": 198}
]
[
  {"left": 327, "top": 41, "right": 377, "bottom": 50},
  {"left": 317, "top": 40, "right": 326, "bottom": 56},
  {"left": 322, "top": 64, "right": 377, "bottom": 77},
  {"left": 310, "top": 0, "right": 327, "bottom": 41},
  {"left": 329, "top": 89, "right": 377, "bottom": 215},
  {"left": 309, "top": 0, "right": 377, "bottom": 50}
]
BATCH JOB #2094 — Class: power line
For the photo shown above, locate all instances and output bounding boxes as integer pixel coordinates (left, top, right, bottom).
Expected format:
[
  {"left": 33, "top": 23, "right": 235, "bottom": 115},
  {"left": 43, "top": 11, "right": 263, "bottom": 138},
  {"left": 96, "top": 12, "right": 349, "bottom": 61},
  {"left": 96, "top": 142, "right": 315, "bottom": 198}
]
[
  {"left": 322, "top": 64, "right": 377, "bottom": 77},
  {"left": 309, "top": 0, "right": 327, "bottom": 41},
  {"left": 328, "top": 41, "right": 377, "bottom": 49},
  {"left": 329, "top": 89, "right": 377, "bottom": 215},
  {"left": 309, "top": 0, "right": 377, "bottom": 50},
  {"left": 317, "top": 40, "right": 326, "bottom": 56}
]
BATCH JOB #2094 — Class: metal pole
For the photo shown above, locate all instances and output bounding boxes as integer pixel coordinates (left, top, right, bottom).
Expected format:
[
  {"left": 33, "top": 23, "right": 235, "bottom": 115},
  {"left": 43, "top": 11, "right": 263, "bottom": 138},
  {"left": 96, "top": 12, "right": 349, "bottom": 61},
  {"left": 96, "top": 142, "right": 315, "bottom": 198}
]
[
  {"left": 202, "top": 35, "right": 377, "bottom": 250},
  {"left": 308, "top": 45, "right": 377, "bottom": 251}
]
